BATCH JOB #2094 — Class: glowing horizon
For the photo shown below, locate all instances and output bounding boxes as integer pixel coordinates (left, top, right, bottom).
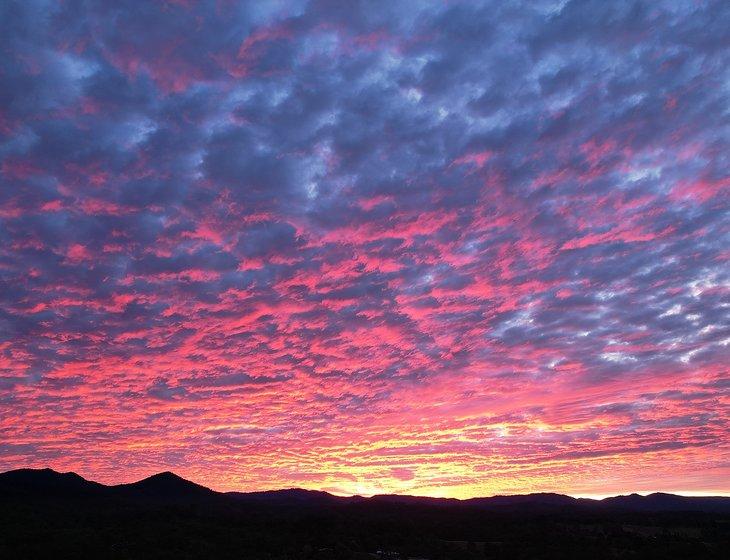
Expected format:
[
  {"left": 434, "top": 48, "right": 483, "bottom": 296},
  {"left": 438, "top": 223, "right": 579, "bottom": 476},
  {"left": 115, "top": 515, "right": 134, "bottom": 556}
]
[
  {"left": 1, "top": 0, "right": 728, "bottom": 499},
  {"left": 6, "top": 466, "right": 730, "bottom": 500}
]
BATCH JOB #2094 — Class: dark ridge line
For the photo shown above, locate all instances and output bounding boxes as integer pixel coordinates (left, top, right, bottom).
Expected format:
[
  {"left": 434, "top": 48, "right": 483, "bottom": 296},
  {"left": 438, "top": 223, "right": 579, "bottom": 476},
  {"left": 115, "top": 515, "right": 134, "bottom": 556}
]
[{"left": 2, "top": 467, "right": 728, "bottom": 507}]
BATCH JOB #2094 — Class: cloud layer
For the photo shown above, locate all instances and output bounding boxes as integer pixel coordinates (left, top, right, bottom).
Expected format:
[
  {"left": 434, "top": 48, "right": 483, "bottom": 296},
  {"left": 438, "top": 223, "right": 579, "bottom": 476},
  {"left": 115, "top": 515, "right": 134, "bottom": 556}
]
[{"left": 1, "top": 0, "right": 728, "bottom": 497}]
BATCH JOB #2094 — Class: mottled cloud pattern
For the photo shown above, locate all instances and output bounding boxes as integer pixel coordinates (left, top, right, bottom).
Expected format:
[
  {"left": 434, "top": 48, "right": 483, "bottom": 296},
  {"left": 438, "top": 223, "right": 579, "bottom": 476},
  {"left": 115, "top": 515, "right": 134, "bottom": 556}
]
[{"left": 1, "top": 0, "right": 728, "bottom": 497}]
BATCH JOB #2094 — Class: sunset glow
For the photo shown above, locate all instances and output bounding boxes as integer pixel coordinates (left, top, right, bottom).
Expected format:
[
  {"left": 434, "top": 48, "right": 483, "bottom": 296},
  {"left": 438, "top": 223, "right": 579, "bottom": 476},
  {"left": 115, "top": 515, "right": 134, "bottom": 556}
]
[{"left": 1, "top": 0, "right": 728, "bottom": 498}]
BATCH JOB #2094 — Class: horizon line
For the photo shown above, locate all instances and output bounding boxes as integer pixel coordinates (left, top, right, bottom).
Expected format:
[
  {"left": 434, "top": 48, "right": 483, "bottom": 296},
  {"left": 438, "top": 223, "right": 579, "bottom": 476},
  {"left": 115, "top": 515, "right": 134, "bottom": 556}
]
[{"left": 5, "top": 467, "right": 730, "bottom": 500}]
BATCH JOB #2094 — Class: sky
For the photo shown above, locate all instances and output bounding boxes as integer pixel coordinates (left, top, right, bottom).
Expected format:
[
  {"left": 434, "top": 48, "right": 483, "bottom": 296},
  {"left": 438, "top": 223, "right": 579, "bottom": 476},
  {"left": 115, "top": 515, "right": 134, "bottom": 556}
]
[{"left": 0, "top": 0, "right": 728, "bottom": 498}]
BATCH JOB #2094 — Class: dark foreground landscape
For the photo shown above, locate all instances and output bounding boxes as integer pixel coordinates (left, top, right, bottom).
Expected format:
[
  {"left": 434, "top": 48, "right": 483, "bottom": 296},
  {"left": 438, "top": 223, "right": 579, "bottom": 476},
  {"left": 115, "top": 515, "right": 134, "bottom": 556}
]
[{"left": 1, "top": 469, "right": 729, "bottom": 559}]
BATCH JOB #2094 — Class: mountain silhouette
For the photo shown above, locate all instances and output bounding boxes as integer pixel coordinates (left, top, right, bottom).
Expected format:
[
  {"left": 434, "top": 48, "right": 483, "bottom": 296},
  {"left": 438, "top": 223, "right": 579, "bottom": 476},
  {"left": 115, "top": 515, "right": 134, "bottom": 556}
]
[
  {"left": 112, "top": 470, "right": 217, "bottom": 501},
  {"left": 602, "top": 491, "right": 730, "bottom": 513},
  {"left": 2, "top": 468, "right": 730, "bottom": 559},
  {"left": 228, "top": 487, "right": 352, "bottom": 507},
  {"left": 0, "top": 468, "right": 218, "bottom": 504},
  {"left": 0, "top": 467, "right": 104, "bottom": 497},
  {"left": 1, "top": 468, "right": 728, "bottom": 513}
]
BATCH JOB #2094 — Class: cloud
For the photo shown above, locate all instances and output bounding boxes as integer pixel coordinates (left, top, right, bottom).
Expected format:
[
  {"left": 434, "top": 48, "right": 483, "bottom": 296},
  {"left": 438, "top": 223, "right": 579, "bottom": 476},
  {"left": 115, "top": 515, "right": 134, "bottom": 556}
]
[
  {"left": 237, "top": 221, "right": 303, "bottom": 259},
  {"left": 0, "top": 0, "right": 727, "bottom": 496}
]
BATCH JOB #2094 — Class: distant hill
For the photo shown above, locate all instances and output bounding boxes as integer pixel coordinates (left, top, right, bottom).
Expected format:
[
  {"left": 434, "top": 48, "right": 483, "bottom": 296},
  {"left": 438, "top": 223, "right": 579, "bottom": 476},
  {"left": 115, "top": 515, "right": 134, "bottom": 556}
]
[
  {"left": 1, "top": 468, "right": 728, "bottom": 513},
  {"left": 465, "top": 491, "right": 582, "bottom": 510},
  {"left": 0, "top": 467, "right": 105, "bottom": 497},
  {"left": 602, "top": 492, "right": 730, "bottom": 514},
  {"left": 2, "top": 468, "right": 729, "bottom": 559},
  {"left": 0, "top": 468, "right": 218, "bottom": 503},
  {"left": 111, "top": 471, "right": 218, "bottom": 501},
  {"left": 227, "top": 487, "right": 353, "bottom": 507}
]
